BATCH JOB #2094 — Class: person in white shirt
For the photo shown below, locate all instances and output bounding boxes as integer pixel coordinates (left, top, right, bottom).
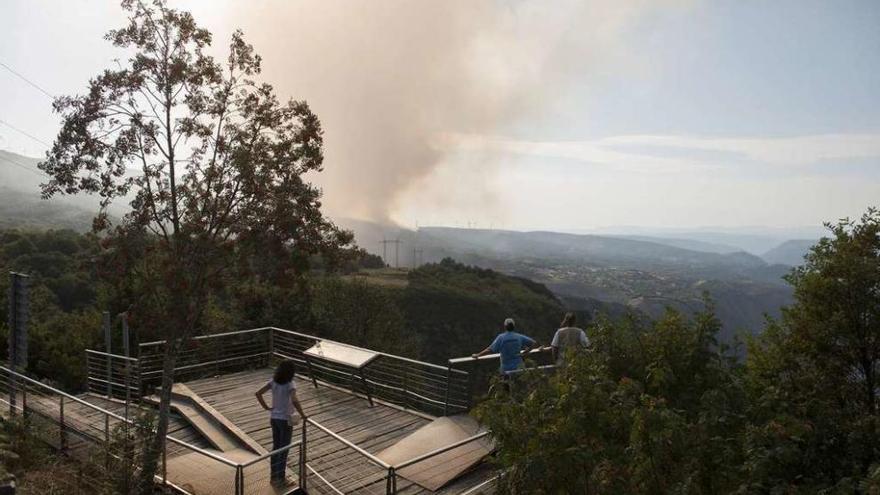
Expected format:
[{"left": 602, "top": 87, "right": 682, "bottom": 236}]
[
  {"left": 551, "top": 312, "right": 589, "bottom": 366},
  {"left": 255, "top": 360, "right": 307, "bottom": 486}
]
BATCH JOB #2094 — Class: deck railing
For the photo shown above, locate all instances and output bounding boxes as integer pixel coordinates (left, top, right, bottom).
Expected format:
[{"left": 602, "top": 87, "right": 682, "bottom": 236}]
[
  {"left": 270, "top": 327, "right": 471, "bottom": 416},
  {"left": 85, "top": 349, "right": 140, "bottom": 400},
  {"left": 74, "top": 327, "right": 511, "bottom": 493},
  {"left": 127, "top": 327, "right": 471, "bottom": 417},
  {"left": 0, "top": 364, "right": 230, "bottom": 494},
  {"left": 6, "top": 356, "right": 498, "bottom": 494}
]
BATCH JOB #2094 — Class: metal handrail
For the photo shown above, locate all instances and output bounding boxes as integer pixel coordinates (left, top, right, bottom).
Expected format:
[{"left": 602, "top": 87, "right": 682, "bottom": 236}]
[
  {"left": 239, "top": 438, "right": 304, "bottom": 468},
  {"left": 305, "top": 417, "right": 391, "bottom": 470},
  {"left": 270, "top": 327, "right": 468, "bottom": 375},
  {"left": 394, "top": 431, "right": 491, "bottom": 470},
  {"left": 448, "top": 345, "right": 553, "bottom": 365},
  {"left": 165, "top": 435, "right": 239, "bottom": 467},
  {"left": 139, "top": 327, "right": 270, "bottom": 347},
  {"left": 85, "top": 349, "right": 140, "bottom": 362},
  {"left": 0, "top": 365, "right": 239, "bottom": 467}
]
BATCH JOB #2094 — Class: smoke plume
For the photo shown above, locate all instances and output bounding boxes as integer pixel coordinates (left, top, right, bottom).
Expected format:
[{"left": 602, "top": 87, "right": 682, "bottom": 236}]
[{"left": 183, "top": 0, "right": 683, "bottom": 224}]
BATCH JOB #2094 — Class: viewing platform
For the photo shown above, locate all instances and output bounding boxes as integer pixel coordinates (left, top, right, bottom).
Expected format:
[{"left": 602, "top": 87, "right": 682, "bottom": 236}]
[{"left": 0, "top": 327, "right": 526, "bottom": 494}]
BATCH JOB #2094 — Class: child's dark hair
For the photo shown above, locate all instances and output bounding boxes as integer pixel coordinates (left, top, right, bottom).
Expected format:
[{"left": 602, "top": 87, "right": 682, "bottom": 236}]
[{"left": 273, "top": 360, "right": 296, "bottom": 384}]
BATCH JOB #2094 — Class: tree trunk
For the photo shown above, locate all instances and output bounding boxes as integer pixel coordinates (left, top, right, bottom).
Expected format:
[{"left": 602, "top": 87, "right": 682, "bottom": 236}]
[{"left": 137, "top": 339, "right": 181, "bottom": 494}]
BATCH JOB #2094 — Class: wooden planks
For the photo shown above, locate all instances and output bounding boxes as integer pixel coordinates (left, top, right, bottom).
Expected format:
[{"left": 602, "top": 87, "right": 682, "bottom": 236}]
[
  {"left": 185, "top": 368, "right": 431, "bottom": 494},
  {"left": 376, "top": 415, "right": 494, "bottom": 491}
]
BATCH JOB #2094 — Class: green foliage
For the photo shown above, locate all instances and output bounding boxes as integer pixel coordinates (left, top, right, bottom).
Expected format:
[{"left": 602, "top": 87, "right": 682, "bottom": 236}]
[
  {"left": 402, "top": 258, "right": 566, "bottom": 362},
  {"left": 475, "top": 307, "right": 744, "bottom": 494},
  {"left": 311, "top": 277, "right": 416, "bottom": 356},
  {"left": 476, "top": 209, "right": 880, "bottom": 494},
  {"left": 742, "top": 209, "right": 880, "bottom": 492},
  {"left": 0, "top": 230, "right": 103, "bottom": 390}
]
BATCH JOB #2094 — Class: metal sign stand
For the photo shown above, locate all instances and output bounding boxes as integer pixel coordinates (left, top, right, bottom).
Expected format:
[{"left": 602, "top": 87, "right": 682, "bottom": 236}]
[{"left": 8, "top": 272, "right": 29, "bottom": 416}]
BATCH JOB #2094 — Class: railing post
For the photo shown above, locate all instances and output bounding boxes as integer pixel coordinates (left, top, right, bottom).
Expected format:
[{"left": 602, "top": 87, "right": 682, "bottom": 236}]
[
  {"left": 299, "top": 420, "right": 307, "bottom": 491},
  {"left": 8, "top": 371, "right": 14, "bottom": 416},
  {"left": 20, "top": 385, "right": 27, "bottom": 418},
  {"left": 386, "top": 467, "right": 397, "bottom": 494},
  {"left": 234, "top": 464, "right": 243, "bottom": 495},
  {"left": 103, "top": 311, "right": 112, "bottom": 399},
  {"left": 162, "top": 438, "right": 168, "bottom": 486},
  {"left": 104, "top": 411, "right": 111, "bottom": 468},
  {"left": 402, "top": 365, "right": 409, "bottom": 410},
  {"left": 59, "top": 395, "right": 67, "bottom": 451},
  {"left": 467, "top": 366, "right": 475, "bottom": 410},
  {"left": 443, "top": 363, "right": 452, "bottom": 416},
  {"left": 267, "top": 327, "right": 274, "bottom": 367}
]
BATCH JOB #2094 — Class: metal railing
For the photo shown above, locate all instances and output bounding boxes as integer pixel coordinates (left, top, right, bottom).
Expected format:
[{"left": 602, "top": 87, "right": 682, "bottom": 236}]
[
  {"left": 0, "top": 364, "right": 241, "bottom": 493},
  {"left": 270, "top": 327, "right": 471, "bottom": 416},
  {"left": 447, "top": 346, "right": 555, "bottom": 400},
  {"left": 138, "top": 327, "right": 273, "bottom": 387},
  {"left": 6, "top": 358, "right": 501, "bottom": 494},
  {"left": 74, "top": 327, "right": 509, "bottom": 493},
  {"left": 85, "top": 349, "right": 140, "bottom": 400},
  {"left": 117, "top": 326, "right": 471, "bottom": 416}
]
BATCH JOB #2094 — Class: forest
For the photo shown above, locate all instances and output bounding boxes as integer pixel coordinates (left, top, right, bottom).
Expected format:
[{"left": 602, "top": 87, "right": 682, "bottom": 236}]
[
  {"left": 0, "top": 1, "right": 877, "bottom": 492},
  {"left": 1, "top": 209, "right": 879, "bottom": 493}
]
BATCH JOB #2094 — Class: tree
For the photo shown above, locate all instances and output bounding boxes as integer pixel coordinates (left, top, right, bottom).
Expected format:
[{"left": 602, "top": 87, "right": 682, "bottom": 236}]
[
  {"left": 311, "top": 277, "right": 416, "bottom": 356},
  {"left": 475, "top": 307, "right": 745, "bottom": 494},
  {"left": 744, "top": 209, "right": 880, "bottom": 490},
  {"left": 39, "top": 0, "right": 351, "bottom": 490}
]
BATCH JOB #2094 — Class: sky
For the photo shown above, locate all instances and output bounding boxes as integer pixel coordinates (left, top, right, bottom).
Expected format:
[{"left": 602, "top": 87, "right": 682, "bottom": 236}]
[{"left": 1, "top": 0, "right": 878, "bottom": 231}]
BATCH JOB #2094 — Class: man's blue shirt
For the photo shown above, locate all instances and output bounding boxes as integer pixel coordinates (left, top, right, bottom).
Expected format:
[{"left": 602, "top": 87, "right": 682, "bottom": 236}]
[{"left": 489, "top": 331, "right": 536, "bottom": 372}]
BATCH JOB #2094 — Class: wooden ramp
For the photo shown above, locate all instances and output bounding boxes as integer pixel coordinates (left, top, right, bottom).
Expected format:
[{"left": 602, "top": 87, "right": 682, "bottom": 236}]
[
  {"left": 145, "top": 383, "right": 266, "bottom": 455},
  {"left": 165, "top": 448, "right": 299, "bottom": 495},
  {"left": 376, "top": 415, "right": 494, "bottom": 491}
]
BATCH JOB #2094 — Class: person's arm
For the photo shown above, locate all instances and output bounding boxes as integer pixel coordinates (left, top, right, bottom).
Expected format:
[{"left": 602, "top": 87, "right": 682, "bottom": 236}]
[
  {"left": 551, "top": 331, "right": 560, "bottom": 362},
  {"left": 473, "top": 335, "right": 501, "bottom": 359},
  {"left": 520, "top": 336, "right": 536, "bottom": 355},
  {"left": 471, "top": 347, "right": 492, "bottom": 359},
  {"left": 255, "top": 382, "right": 271, "bottom": 411},
  {"left": 290, "top": 389, "right": 307, "bottom": 419}
]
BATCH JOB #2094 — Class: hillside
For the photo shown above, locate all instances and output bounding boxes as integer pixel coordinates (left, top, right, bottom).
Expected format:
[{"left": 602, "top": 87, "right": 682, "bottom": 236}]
[
  {"left": 608, "top": 234, "right": 742, "bottom": 254},
  {"left": 762, "top": 239, "right": 816, "bottom": 266},
  {"left": 397, "top": 259, "right": 568, "bottom": 362},
  {"left": 0, "top": 150, "right": 103, "bottom": 232},
  {"left": 337, "top": 220, "right": 795, "bottom": 341}
]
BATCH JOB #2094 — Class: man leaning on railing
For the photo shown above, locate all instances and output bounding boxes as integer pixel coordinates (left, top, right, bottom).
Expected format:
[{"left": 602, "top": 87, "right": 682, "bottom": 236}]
[{"left": 471, "top": 318, "right": 537, "bottom": 376}]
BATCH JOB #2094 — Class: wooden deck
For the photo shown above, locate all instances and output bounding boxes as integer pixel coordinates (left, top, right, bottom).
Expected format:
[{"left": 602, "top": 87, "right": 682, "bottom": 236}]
[
  {"left": 51, "top": 367, "right": 496, "bottom": 494},
  {"left": 182, "top": 368, "right": 495, "bottom": 494}
]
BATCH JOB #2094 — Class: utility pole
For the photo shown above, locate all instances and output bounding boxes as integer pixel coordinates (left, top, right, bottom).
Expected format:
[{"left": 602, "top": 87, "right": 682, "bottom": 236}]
[
  {"left": 412, "top": 248, "right": 424, "bottom": 269},
  {"left": 379, "top": 238, "right": 403, "bottom": 268}
]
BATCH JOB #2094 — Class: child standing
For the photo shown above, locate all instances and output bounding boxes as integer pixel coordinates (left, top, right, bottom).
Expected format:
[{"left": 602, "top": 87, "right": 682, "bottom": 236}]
[{"left": 255, "top": 360, "right": 308, "bottom": 486}]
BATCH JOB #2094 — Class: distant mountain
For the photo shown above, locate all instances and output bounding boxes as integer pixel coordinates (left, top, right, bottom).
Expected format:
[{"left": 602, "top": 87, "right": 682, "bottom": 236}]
[
  {"left": 337, "top": 220, "right": 794, "bottom": 341},
  {"left": 0, "top": 150, "right": 108, "bottom": 232},
  {"left": 762, "top": 239, "right": 817, "bottom": 267},
  {"left": 586, "top": 225, "right": 827, "bottom": 255},
  {"left": 608, "top": 235, "right": 742, "bottom": 254},
  {"left": 416, "top": 227, "right": 781, "bottom": 282},
  {"left": 0, "top": 187, "right": 95, "bottom": 232}
]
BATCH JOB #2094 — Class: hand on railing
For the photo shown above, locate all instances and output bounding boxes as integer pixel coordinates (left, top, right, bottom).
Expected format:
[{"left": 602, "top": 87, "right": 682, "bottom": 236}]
[{"left": 453, "top": 346, "right": 552, "bottom": 364}]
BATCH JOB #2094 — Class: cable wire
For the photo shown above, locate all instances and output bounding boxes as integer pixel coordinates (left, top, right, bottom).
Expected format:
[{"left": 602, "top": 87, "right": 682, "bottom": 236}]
[
  {"left": 0, "top": 118, "right": 52, "bottom": 147},
  {"left": 0, "top": 61, "right": 55, "bottom": 100}
]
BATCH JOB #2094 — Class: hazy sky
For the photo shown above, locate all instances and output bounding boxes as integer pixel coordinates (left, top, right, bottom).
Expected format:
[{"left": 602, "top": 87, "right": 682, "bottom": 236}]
[{"left": 1, "top": 0, "right": 878, "bottom": 230}]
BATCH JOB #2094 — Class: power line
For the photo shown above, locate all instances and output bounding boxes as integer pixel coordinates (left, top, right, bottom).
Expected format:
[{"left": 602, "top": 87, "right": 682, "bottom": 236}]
[
  {"left": 0, "top": 119, "right": 51, "bottom": 147},
  {"left": 0, "top": 61, "right": 55, "bottom": 100}
]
